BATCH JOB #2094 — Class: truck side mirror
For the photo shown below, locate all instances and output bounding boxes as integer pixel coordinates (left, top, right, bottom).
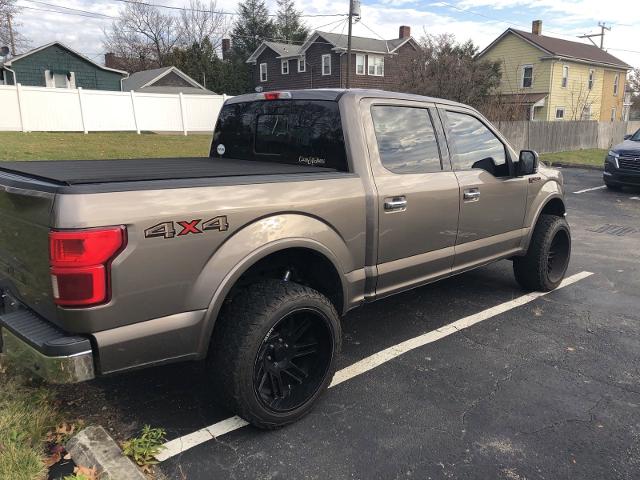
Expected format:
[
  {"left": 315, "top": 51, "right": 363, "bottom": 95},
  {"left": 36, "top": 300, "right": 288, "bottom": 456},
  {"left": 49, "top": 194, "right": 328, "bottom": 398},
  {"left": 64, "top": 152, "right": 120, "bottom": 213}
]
[
  {"left": 624, "top": 134, "right": 632, "bottom": 140},
  {"left": 517, "top": 150, "right": 538, "bottom": 176}
]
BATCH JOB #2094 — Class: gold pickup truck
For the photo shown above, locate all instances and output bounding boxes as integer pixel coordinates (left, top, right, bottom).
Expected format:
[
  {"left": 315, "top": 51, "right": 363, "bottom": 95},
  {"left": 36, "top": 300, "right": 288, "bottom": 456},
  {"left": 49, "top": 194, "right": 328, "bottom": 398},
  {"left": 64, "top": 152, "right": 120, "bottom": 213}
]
[{"left": 0, "top": 89, "right": 570, "bottom": 428}]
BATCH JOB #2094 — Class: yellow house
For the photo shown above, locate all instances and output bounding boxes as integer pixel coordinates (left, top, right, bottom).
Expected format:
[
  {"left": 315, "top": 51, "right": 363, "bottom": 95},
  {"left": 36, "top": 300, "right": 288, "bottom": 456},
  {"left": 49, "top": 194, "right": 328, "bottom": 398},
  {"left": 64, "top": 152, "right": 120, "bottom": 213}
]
[{"left": 478, "top": 21, "right": 631, "bottom": 121}]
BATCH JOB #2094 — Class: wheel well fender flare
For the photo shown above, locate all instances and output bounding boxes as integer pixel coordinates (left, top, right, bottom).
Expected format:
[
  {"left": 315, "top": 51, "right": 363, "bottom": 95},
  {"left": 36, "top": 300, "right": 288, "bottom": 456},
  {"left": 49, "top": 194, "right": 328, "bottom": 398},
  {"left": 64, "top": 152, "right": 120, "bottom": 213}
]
[
  {"left": 190, "top": 214, "right": 354, "bottom": 357},
  {"left": 522, "top": 192, "right": 566, "bottom": 251}
]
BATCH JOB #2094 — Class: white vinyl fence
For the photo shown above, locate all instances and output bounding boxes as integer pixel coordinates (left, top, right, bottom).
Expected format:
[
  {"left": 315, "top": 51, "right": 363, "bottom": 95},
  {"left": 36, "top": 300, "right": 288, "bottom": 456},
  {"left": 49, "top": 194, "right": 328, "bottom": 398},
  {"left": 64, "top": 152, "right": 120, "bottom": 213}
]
[{"left": 0, "top": 84, "right": 228, "bottom": 135}]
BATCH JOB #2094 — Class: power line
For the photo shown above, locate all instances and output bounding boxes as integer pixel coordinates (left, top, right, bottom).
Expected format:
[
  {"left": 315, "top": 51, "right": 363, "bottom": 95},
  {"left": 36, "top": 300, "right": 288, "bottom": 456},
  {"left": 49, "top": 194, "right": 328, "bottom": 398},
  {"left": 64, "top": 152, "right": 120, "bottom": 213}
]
[
  {"left": 608, "top": 47, "right": 640, "bottom": 55},
  {"left": 20, "top": 5, "right": 113, "bottom": 20},
  {"left": 21, "top": 0, "right": 115, "bottom": 18},
  {"left": 111, "top": 0, "right": 348, "bottom": 18},
  {"left": 358, "top": 21, "right": 386, "bottom": 41},
  {"left": 434, "top": 1, "right": 593, "bottom": 41}
]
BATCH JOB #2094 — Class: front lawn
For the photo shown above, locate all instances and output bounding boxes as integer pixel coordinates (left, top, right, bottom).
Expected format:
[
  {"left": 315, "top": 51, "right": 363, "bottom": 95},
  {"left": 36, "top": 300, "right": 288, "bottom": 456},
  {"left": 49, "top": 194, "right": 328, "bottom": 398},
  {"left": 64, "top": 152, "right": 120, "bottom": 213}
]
[
  {"left": 0, "top": 132, "right": 211, "bottom": 161},
  {"left": 540, "top": 149, "right": 606, "bottom": 168}
]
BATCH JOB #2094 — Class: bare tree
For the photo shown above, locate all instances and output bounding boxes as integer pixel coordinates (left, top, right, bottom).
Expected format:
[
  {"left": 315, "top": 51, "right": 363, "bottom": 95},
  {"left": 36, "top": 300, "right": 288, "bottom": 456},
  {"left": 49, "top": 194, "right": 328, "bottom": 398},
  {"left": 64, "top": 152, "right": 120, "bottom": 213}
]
[
  {"left": 401, "top": 33, "right": 502, "bottom": 109},
  {"left": 628, "top": 68, "right": 640, "bottom": 119},
  {"left": 179, "top": 0, "right": 228, "bottom": 50},
  {"left": 0, "top": 0, "right": 29, "bottom": 55},
  {"left": 567, "top": 83, "right": 594, "bottom": 121},
  {"left": 104, "top": 0, "right": 182, "bottom": 72}
]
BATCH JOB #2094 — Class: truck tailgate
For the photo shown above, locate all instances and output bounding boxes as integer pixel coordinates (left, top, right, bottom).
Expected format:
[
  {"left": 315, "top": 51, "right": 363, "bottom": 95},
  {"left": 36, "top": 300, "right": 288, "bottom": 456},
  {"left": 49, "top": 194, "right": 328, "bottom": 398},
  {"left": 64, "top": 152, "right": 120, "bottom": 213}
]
[{"left": 0, "top": 180, "right": 56, "bottom": 320}]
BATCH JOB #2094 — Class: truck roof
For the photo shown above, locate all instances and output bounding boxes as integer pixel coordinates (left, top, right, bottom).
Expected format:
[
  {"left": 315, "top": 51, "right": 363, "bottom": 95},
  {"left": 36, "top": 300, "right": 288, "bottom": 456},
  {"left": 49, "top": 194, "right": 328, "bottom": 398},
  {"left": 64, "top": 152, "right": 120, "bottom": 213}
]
[{"left": 226, "top": 88, "right": 470, "bottom": 109}]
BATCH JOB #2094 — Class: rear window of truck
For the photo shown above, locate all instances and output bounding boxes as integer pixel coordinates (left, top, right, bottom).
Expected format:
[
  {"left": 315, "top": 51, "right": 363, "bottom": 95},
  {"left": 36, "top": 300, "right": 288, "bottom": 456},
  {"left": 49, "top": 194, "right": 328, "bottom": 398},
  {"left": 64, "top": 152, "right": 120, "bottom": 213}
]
[{"left": 210, "top": 100, "right": 348, "bottom": 171}]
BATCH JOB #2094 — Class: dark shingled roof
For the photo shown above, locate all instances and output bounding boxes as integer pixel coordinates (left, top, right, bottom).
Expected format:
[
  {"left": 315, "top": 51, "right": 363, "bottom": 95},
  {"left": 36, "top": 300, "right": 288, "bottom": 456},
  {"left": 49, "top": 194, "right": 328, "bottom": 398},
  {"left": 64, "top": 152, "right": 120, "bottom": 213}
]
[
  {"left": 262, "top": 41, "right": 302, "bottom": 57},
  {"left": 509, "top": 28, "right": 630, "bottom": 69},
  {"left": 316, "top": 31, "right": 409, "bottom": 54}
]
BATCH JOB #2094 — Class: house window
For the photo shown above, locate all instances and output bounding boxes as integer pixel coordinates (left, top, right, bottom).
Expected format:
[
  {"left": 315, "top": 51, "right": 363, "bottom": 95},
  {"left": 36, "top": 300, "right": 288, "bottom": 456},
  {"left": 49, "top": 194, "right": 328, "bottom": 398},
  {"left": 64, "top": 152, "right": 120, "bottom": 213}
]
[
  {"left": 522, "top": 65, "right": 533, "bottom": 88},
  {"left": 322, "top": 54, "right": 331, "bottom": 75},
  {"left": 613, "top": 73, "right": 619, "bottom": 95},
  {"left": 298, "top": 57, "right": 305, "bottom": 72},
  {"left": 356, "top": 54, "right": 365, "bottom": 75},
  {"left": 555, "top": 107, "right": 565, "bottom": 120},
  {"left": 581, "top": 105, "right": 592, "bottom": 120},
  {"left": 281, "top": 60, "right": 289, "bottom": 75},
  {"left": 44, "top": 70, "right": 75, "bottom": 89},
  {"left": 588, "top": 69, "right": 594, "bottom": 90},
  {"left": 260, "top": 63, "right": 267, "bottom": 82},
  {"left": 562, "top": 65, "right": 569, "bottom": 88},
  {"left": 611, "top": 107, "right": 616, "bottom": 122},
  {"left": 368, "top": 55, "right": 384, "bottom": 76}
]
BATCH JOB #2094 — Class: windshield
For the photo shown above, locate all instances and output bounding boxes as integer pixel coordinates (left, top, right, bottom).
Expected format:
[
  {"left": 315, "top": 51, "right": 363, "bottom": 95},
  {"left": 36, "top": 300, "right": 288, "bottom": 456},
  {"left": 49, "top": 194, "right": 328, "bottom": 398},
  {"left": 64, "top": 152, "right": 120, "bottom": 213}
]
[
  {"left": 632, "top": 129, "right": 640, "bottom": 141},
  {"left": 211, "top": 99, "right": 348, "bottom": 171}
]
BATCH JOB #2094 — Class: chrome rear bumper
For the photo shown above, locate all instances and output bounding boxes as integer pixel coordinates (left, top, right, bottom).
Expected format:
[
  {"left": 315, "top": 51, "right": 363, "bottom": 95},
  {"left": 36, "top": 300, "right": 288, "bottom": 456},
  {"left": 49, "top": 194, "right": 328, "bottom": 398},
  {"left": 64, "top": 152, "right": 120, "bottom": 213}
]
[{"left": 0, "top": 306, "right": 95, "bottom": 384}]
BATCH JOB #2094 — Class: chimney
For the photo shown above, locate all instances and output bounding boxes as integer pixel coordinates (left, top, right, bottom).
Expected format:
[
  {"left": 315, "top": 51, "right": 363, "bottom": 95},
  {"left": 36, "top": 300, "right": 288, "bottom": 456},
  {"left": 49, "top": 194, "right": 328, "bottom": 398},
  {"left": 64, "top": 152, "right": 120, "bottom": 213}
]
[
  {"left": 222, "top": 38, "right": 231, "bottom": 60},
  {"left": 532, "top": 20, "right": 542, "bottom": 35},
  {"left": 399, "top": 25, "right": 411, "bottom": 39},
  {"left": 105, "top": 52, "right": 117, "bottom": 69}
]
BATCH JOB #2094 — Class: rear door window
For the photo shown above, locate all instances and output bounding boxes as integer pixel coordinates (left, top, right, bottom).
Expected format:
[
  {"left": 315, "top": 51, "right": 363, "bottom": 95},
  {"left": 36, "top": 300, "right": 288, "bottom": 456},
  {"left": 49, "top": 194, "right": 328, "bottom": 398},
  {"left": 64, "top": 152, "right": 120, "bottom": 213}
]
[
  {"left": 212, "top": 100, "right": 348, "bottom": 171},
  {"left": 371, "top": 106, "right": 442, "bottom": 174}
]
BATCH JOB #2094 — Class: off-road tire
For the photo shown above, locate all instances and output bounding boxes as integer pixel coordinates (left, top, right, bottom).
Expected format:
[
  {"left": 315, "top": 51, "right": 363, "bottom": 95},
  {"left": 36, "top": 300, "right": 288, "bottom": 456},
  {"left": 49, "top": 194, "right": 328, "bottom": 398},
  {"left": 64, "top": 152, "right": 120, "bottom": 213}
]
[
  {"left": 514, "top": 214, "right": 571, "bottom": 291},
  {"left": 208, "top": 279, "right": 341, "bottom": 429}
]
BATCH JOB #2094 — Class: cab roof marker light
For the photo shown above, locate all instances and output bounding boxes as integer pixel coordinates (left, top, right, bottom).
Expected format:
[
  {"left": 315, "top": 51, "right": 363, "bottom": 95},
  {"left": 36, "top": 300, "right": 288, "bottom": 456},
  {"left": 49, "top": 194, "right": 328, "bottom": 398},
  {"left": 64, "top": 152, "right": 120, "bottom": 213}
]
[{"left": 258, "top": 91, "right": 292, "bottom": 100}]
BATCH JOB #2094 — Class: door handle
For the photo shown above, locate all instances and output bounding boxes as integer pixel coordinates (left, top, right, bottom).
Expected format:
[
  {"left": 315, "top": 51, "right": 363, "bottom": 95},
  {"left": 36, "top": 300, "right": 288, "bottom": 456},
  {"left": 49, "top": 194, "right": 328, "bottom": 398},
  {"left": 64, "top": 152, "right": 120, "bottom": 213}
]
[
  {"left": 463, "top": 188, "right": 481, "bottom": 201},
  {"left": 384, "top": 196, "right": 407, "bottom": 212}
]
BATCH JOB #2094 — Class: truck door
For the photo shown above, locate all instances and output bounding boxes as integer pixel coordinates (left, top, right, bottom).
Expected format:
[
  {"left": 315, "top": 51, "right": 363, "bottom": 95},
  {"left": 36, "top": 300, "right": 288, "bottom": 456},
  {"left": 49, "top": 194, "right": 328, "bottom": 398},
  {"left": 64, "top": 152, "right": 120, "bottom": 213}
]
[
  {"left": 438, "top": 107, "right": 528, "bottom": 270},
  {"left": 361, "top": 99, "right": 460, "bottom": 298}
]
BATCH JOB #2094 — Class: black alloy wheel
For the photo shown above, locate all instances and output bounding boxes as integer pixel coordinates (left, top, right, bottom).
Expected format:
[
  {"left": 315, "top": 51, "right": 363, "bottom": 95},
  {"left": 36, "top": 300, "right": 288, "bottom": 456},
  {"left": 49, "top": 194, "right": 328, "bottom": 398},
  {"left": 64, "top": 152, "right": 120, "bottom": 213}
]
[
  {"left": 254, "top": 308, "right": 334, "bottom": 412},
  {"left": 208, "top": 279, "right": 341, "bottom": 429}
]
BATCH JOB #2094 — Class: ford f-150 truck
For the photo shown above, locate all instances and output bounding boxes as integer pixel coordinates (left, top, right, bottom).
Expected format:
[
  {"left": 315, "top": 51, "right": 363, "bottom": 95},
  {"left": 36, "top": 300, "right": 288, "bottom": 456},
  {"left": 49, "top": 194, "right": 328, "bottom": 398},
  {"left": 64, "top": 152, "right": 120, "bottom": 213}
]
[{"left": 0, "top": 89, "right": 571, "bottom": 428}]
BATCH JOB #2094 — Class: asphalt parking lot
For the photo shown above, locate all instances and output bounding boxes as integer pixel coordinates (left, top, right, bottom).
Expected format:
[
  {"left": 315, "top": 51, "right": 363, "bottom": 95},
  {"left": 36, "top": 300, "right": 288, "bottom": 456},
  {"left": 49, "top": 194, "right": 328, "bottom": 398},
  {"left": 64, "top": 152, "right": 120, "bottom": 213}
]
[{"left": 70, "top": 167, "right": 640, "bottom": 480}]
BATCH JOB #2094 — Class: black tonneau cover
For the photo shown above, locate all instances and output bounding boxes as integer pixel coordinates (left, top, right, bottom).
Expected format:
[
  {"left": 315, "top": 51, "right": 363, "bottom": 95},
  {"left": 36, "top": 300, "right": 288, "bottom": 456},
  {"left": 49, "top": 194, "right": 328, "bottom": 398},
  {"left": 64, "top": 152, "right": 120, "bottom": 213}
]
[{"left": 0, "top": 157, "right": 336, "bottom": 185}]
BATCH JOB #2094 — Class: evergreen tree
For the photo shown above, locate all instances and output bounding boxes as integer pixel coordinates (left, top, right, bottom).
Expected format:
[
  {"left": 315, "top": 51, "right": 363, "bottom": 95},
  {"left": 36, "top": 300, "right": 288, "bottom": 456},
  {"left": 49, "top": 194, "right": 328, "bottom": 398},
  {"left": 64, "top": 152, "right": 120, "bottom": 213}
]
[
  {"left": 168, "top": 39, "right": 250, "bottom": 95},
  {"left": 230, "top": 0, "right": 276, "bottom": 60},
  {"left": 275, "top": 0, "right": 308, "bottom": 43}
]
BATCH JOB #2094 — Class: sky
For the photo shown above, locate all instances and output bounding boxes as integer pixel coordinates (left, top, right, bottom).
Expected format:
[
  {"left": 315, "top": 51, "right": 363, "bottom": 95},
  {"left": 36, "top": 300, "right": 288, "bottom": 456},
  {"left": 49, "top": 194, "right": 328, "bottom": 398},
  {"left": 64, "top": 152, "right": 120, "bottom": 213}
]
[{"left": 10, "top": 0, "right": 640, "bottom": 69}]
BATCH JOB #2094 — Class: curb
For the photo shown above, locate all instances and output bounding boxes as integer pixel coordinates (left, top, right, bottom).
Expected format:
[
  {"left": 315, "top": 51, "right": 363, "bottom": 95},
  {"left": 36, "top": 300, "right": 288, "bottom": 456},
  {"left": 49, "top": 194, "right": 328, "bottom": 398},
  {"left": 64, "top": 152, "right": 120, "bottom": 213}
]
[
  {"left": 66, "top": 426, "right": 146, "bottom": 480},
  {"left": 548, "top": 162, "right": 603, "bottom": 171}
]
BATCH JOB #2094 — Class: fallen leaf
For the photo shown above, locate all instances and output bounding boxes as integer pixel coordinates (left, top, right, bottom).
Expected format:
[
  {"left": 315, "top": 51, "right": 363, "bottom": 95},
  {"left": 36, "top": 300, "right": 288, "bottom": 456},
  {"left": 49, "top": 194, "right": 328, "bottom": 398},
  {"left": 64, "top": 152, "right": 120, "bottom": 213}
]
[
  {"left": 44, "top": 451, "right": 61, "bottom": 468},
  {"left": 56, "top": 423, "right": 75, "bottom": 436},
  {"left": 74, "top": 465, "right": 98, "bottom": 480},
  {"left": 566, "top": 347, "right": 575, "bottom": 352}
]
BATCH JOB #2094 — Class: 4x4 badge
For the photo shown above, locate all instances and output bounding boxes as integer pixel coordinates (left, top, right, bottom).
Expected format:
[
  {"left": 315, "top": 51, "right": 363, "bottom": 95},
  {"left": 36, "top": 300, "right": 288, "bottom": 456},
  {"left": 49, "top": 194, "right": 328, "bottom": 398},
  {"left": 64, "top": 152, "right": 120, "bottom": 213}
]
[{"left": 145, "top": 216, "right": 229, "bottom": 239}]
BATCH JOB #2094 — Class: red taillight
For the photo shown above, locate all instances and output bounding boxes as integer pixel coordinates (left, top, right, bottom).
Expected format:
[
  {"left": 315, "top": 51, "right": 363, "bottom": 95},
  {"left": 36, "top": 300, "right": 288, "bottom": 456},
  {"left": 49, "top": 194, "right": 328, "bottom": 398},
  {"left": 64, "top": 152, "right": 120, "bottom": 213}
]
[{"left": 49, "top": 227, "right": 125, "bottom": 307}]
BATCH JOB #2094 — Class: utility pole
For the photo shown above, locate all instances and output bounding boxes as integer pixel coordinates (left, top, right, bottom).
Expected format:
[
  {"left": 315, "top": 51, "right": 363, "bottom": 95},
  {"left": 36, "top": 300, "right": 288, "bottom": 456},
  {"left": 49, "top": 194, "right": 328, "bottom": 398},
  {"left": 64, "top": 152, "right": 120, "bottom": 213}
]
[
  {"left": 578, "top": 22, "right": 611, "bottom": 50},
  {"left": 7, "top": 14, "right": 16, "bottom": 55},
  {"left": 345, "top": 0, "right": 354, "bottom": 89}
]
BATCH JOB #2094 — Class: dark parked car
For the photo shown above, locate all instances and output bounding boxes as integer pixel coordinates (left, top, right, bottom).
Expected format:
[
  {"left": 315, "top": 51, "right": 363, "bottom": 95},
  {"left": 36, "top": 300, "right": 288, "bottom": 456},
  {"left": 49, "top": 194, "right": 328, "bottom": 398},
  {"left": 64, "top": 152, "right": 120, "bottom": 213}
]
[{"left": 604, "top": 129, "right": 640, "bottom": 189}]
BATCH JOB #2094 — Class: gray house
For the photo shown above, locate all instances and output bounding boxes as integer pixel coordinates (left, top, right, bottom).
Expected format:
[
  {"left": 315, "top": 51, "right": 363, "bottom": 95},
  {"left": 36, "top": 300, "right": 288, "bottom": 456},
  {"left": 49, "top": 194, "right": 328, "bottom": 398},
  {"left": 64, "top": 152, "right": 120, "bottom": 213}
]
[
  {"left": 122, "top": 66, "right": 214, "bottom": 95},
  {"left": 0, "top": 42, "right": 127, "bottom": 90},
  {"left": 246, "top": 26, "right": 419, "bottom": 92}
]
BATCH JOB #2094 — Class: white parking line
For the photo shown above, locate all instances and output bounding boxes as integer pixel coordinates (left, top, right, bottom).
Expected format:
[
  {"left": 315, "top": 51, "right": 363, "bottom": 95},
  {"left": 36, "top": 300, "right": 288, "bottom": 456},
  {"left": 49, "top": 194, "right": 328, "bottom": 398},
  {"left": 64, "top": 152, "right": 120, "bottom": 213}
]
[
  {"left": 573, "top": 185, "right": 606, "bottom": 194},
  {"left": 155, "top": 270, "right": 594, "bottom": 462}
]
